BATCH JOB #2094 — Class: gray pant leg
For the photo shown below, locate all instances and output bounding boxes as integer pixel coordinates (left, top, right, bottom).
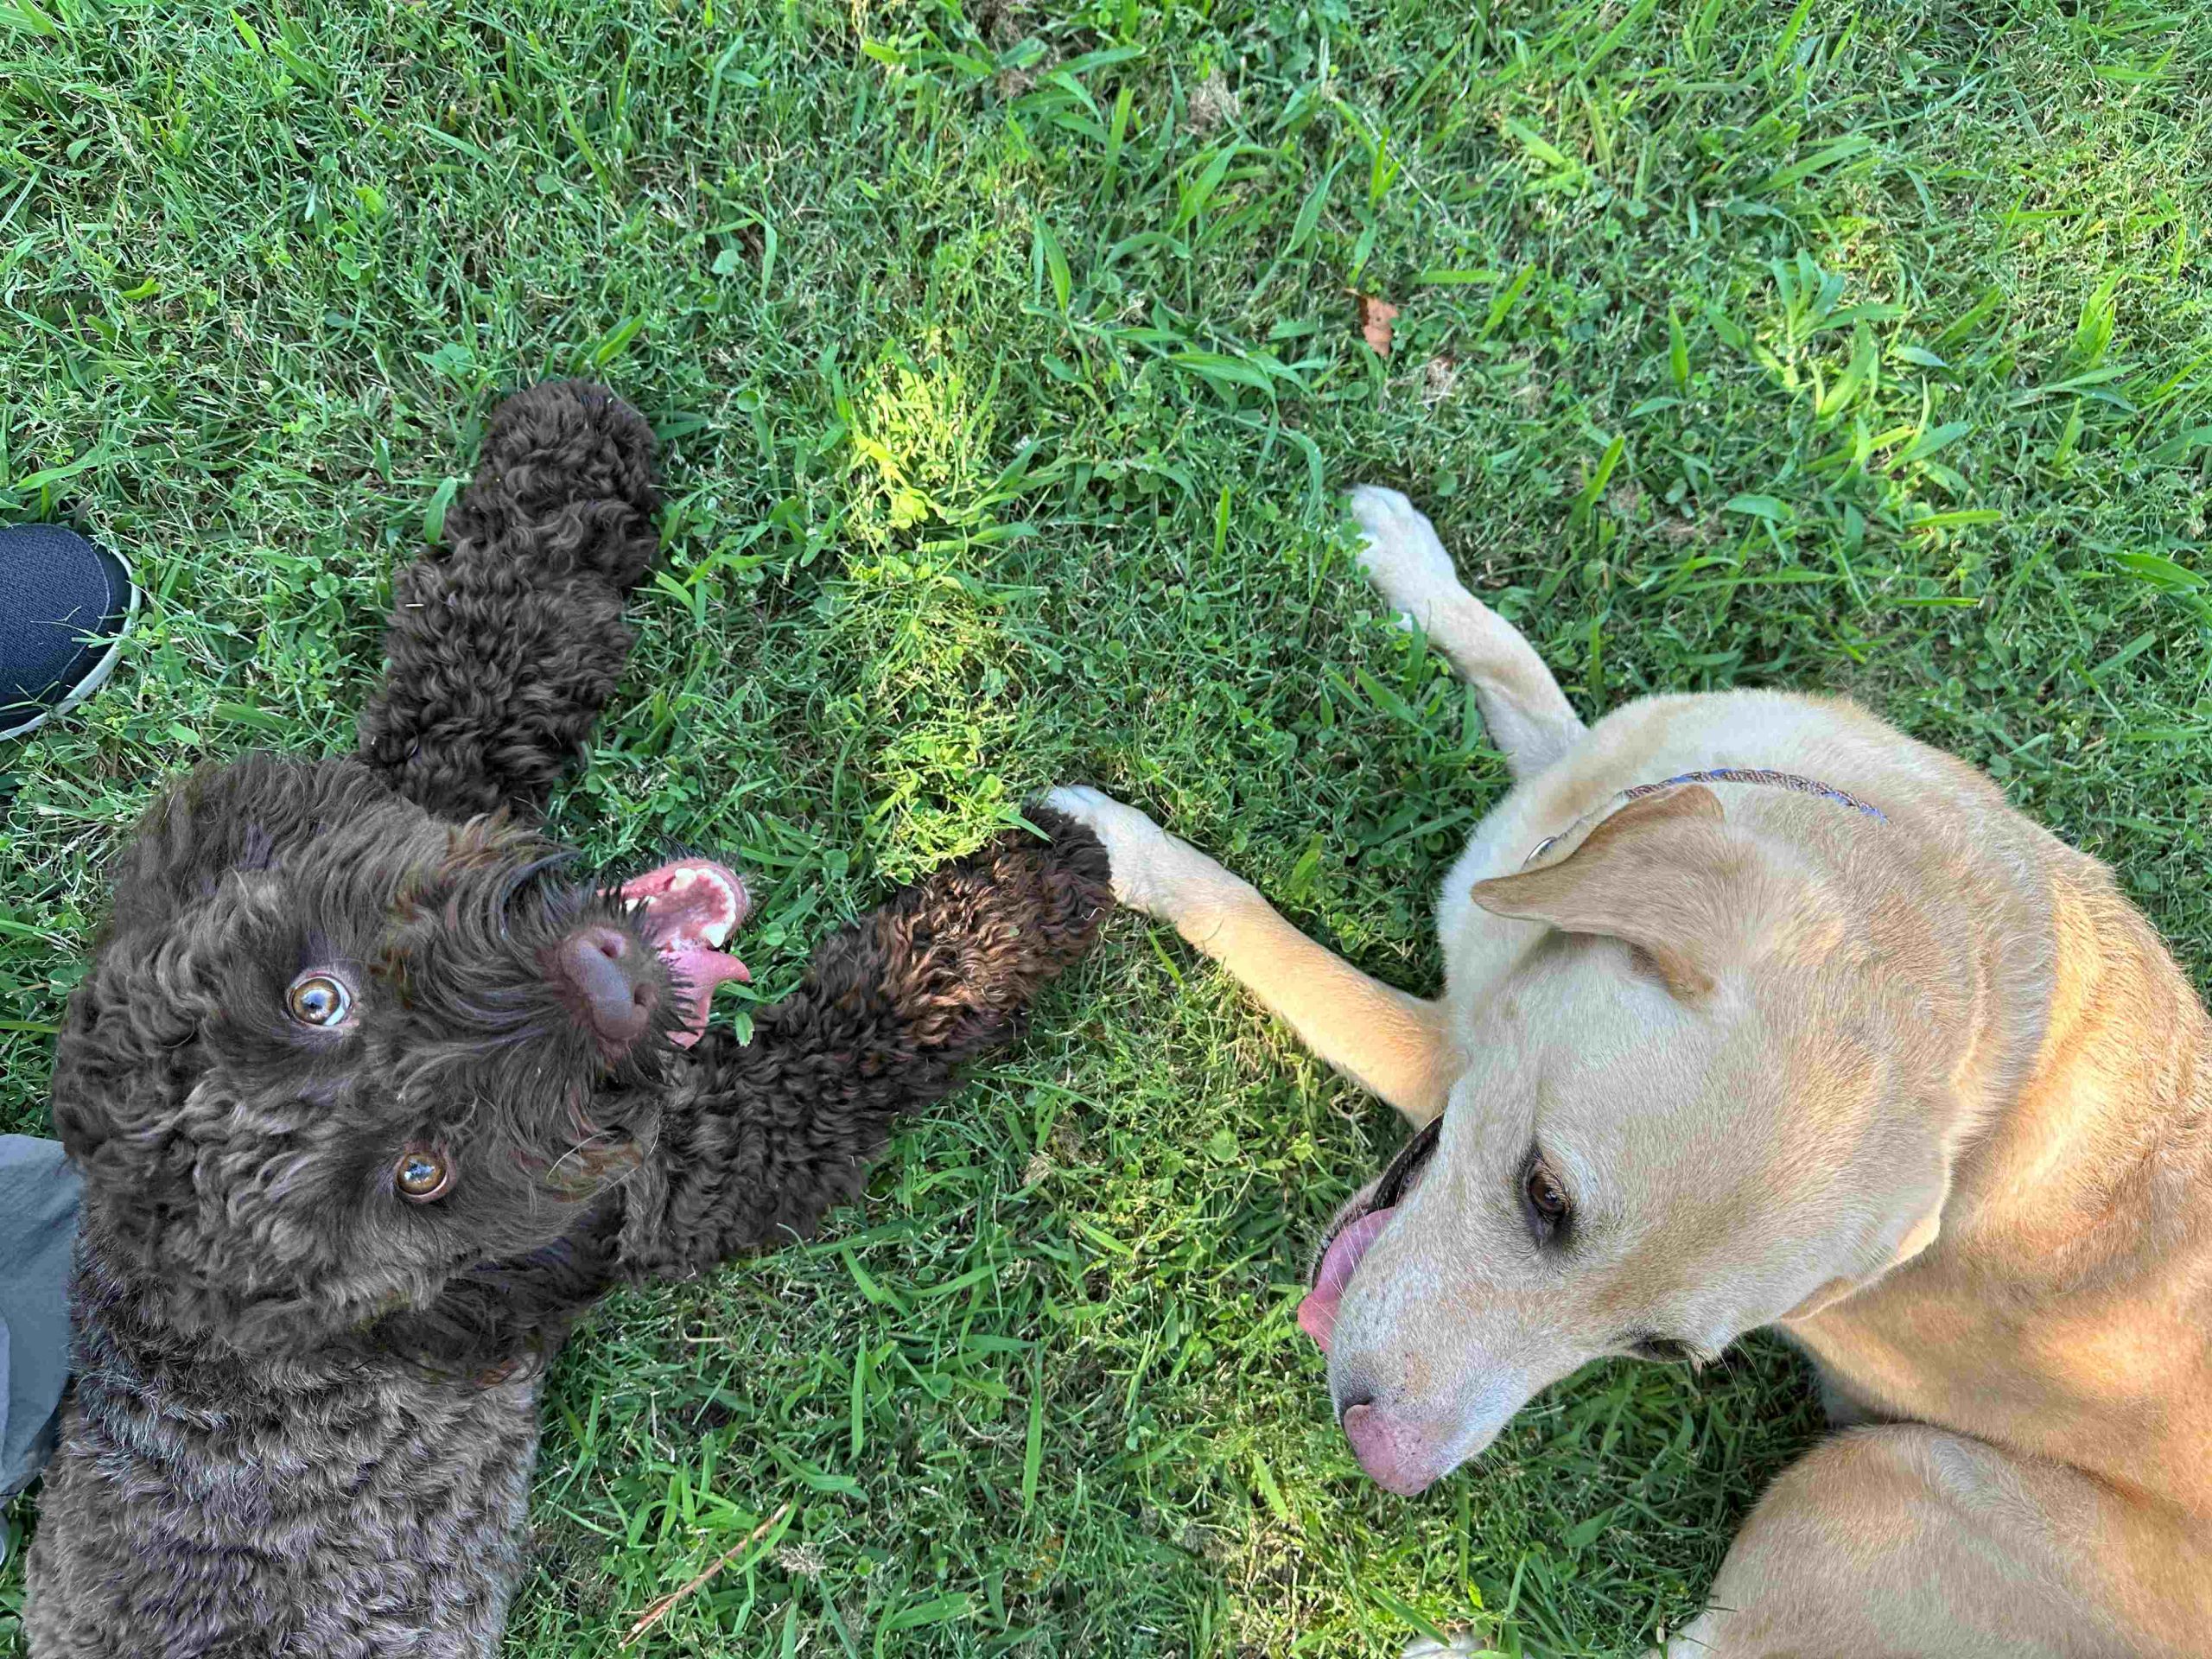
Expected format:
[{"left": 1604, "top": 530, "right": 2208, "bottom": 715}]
[{"left": 1, "top": 1132, "right": 82, "bottom": 1497}]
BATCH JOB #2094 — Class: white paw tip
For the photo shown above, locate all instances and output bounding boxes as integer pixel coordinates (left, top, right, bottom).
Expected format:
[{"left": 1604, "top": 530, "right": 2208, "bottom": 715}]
[
  {"left": 1347, "top": 482, "right": 1413, "bottom": 511},
  {"left": 1402, "top": 1635, "right": 1491, "bottom": 1659},
  {"left": 1344, "top": 484, "right": 1402, "bottom": 528},
  {"left": 1041, "top": 785, "right": 1101, "bottom": 812}
]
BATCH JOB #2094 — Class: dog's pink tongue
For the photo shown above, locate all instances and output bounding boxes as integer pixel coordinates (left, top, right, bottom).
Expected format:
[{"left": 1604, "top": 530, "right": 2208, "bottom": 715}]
[
  {"left": 1298, "top": 1207, "right": 1395, "bottom": 1354},
  {"left": 656, "top": 941, "right": 750, "bottom": 1047},
  {"left": 614, "top": 860, "right": 751, "bottom": 1048}
]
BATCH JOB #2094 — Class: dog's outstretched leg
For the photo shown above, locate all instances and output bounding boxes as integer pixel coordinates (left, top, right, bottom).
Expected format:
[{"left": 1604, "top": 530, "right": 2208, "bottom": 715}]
[
  {"left": 358, "top": 379, "right": 661, "bottom": 820},
  {"left": 617, "top": 810, "right": 1111, "bottom": 1276},
  {"left": 1044, "top": 785, "right": 1455, "bottom": 1128},
  {"left": 1346, "top": 485, "right": 1585, "bottom": 779}
]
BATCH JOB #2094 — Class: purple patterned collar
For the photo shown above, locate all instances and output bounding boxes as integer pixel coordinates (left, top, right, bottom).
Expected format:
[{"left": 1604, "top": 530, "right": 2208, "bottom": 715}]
[{"left": 1523, "top": 766, "right": 1886, "bottom": 868}]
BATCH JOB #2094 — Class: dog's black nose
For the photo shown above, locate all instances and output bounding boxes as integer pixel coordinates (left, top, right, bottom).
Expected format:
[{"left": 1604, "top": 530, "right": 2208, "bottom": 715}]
[{"left": 553, "top": 925, "right": 656, "bottom": 1046}]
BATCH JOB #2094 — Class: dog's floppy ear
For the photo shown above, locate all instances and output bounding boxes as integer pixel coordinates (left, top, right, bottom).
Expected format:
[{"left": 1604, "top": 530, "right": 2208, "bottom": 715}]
[
  {"left": 104, "top": 754, "right": 392, "bottom": 930},
  {"left": 1468, "top": 784, "right": 1739, "bottom": 1000}
]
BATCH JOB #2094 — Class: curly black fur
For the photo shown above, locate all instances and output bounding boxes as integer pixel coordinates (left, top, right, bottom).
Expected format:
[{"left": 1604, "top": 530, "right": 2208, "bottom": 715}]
[
  {"left": 357, "top": 379, "right": 661, "bottom": 819},
  {"left": 22, "top": 381, "right": 1110, "bottom": 1658}
]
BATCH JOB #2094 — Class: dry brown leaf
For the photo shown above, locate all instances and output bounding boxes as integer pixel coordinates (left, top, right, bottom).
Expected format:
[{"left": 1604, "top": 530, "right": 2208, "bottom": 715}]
[{"left": 1357, "top": 293, "right": 1399, "bottom": 356}]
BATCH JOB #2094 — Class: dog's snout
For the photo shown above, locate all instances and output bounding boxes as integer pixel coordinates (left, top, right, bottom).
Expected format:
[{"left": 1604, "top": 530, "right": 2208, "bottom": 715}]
[{"left": 553, "top": 924, "right": 657, "bottom": 1046}]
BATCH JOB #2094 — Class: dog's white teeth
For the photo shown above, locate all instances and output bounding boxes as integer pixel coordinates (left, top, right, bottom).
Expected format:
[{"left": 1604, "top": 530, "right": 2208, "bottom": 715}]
[{"left": 696, "top": 871, "right": 738, "bottom": 945}]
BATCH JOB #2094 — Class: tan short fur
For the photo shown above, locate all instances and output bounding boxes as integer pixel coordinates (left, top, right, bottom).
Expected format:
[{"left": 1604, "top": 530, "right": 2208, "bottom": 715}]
[{"left": 1047, "top": 487, "right": 2211, "bottom": 1657}]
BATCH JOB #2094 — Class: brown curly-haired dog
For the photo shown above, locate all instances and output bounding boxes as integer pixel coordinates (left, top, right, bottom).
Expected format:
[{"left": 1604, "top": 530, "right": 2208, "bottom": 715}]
[{"left": 22, "top": 381, "right": 1109, "bottom": 1657}]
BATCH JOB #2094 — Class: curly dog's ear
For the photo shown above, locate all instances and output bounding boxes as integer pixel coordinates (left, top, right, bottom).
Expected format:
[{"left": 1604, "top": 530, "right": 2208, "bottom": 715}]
[{"left": 103, "top": 753, "right": 394, "bottom": 935}]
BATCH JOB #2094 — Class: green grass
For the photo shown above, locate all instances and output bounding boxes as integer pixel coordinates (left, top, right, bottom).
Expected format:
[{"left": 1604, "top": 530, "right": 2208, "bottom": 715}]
[{"left": 3, "top": 0, "right": 2209, "bottom": 1651}]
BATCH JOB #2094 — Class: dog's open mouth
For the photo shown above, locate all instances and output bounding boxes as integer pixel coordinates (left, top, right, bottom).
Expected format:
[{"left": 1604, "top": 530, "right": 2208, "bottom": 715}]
[
  {"left": 1297, "top": 1115, "right": 1442, "bottom": 1353},
  {"left": 614, "top": 859, "right": 752, "bottom": 1047}
]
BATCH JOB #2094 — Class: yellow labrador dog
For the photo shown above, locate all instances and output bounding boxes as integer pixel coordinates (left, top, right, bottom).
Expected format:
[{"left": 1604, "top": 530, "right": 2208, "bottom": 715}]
[{"left": 1047, "top": 487, "right": 2211, "bottom": 1657}]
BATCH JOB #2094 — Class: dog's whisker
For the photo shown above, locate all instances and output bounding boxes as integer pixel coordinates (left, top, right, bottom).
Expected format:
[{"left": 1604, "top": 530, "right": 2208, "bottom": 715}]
[{"left": 543, "top": 1124, "right": 627, "bottom": 1185}]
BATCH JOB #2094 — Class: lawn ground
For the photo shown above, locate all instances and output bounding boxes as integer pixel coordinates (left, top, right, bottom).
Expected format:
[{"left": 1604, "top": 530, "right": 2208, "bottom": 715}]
[{"left": 3, "top": 0, "right": 2209, "bottom": 1652}]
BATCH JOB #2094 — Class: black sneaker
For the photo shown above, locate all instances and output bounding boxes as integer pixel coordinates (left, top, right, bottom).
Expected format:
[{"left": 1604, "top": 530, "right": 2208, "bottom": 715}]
[{"left": 0, "top": 524, "right": 137, "bottom": 741}]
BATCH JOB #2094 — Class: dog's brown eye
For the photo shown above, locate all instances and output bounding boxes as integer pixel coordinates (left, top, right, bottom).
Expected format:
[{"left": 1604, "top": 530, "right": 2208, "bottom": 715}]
[
  {"left": 1522, "top": 1153, "right": 1571, "bottom": 1243},
  {"left": 395, "top": 1147, "right": 453, "bottom": 1202},
  {"left": 1528, "top": 1168, "right": 1567, "bottom": 1218},
  {"left": 287, "top": 973, "right": 352, "bottom": 1027}
]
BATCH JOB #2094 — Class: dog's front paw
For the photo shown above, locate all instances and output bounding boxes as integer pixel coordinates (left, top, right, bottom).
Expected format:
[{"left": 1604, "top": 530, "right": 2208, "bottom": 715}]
[
  {"left": 1346, "top": 485, "right": 1468, "bottom": 631},
  {"left": 1038, "top": 786, "right": 1179, "bottom": 915},
  {"left": 1039, "top": 786, "right": 1235, "bottom": 928},
  {"left": 458, "top": 380, "right": 660, "bottom": 588},
  {"left": 1403, "top": 1632, "right": 1496, "bottom": 1659}
]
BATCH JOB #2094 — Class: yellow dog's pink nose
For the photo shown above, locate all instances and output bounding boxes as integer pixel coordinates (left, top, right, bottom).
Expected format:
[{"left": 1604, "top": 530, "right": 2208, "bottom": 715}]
[{"left": 1341, "top": 1402, "right": 1446, "bottom": 1497}]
